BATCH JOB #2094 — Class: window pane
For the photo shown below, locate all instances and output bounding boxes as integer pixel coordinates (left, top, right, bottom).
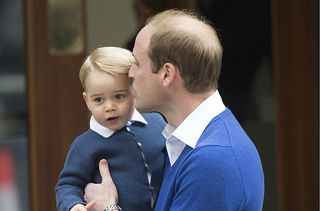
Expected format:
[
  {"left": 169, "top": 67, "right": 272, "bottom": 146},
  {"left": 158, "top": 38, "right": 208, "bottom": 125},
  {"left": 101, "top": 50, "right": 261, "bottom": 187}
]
[{"left": 0, "top": 0, "right": 29, "bottom": 210}]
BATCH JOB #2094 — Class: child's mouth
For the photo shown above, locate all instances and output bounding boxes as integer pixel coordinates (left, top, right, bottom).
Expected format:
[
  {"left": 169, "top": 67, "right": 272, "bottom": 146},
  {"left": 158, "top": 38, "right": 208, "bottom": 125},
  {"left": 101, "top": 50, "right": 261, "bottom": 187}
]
[{"left": 107, "top": 116, "right": 119, "bottom": 121}]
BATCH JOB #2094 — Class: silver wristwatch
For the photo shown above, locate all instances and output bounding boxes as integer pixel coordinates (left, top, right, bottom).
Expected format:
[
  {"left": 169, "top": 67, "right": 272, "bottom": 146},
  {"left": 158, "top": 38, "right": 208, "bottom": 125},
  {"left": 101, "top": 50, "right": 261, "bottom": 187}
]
[{"left": 104, "top": 204, "right": 122, "bottom": 211}]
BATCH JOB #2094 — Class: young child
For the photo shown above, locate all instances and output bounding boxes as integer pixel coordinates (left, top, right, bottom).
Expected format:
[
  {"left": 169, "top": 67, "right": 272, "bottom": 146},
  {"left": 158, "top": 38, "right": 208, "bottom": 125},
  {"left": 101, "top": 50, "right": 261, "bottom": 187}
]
[{"left": 55, "top": 47, "right": 166, "bottom": 211}]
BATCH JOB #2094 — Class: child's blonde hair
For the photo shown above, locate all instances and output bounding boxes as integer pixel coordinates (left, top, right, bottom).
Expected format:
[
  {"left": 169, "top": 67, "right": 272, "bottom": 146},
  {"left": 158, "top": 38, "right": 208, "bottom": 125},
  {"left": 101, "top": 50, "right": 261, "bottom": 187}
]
[{"left": 79, "top": 47, "right": 135, "bottom": 90}]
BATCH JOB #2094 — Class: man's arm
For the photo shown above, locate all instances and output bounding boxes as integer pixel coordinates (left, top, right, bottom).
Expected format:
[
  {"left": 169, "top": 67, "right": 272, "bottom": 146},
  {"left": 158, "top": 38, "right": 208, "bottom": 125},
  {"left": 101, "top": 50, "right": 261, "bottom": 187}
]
[{"left": 84, "top": 159, "right": 119, "bottom": 211}]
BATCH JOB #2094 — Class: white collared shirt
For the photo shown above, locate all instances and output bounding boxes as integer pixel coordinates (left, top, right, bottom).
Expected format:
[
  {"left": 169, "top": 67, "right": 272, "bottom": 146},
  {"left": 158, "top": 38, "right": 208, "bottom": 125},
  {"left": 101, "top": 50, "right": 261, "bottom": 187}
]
[
  {"left": 162, "top": 90, "right": 226, "bottom": 165},
  {"left": 90, "top": 108, "right": 148, "bottom": 138}
]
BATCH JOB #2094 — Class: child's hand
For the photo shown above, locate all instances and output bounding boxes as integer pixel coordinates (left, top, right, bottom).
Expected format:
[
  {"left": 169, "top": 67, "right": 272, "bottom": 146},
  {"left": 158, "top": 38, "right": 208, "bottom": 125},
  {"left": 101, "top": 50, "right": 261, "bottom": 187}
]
[
  {"left": 85, "top": 201, "right": 96, "bottom": 211},
  {"left": 70, "top": 204, "right": 87, "bottom": 211}
]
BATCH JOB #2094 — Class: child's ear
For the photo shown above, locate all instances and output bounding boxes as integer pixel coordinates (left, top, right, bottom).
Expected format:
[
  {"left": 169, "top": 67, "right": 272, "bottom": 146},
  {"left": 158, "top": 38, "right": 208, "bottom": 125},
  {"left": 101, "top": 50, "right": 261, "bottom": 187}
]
[
  {"left": 82, "top": 92, "right": 90, "bottom": 109},
  {"left": 82, "top": 92, "right": 87, "bottom": 102}
]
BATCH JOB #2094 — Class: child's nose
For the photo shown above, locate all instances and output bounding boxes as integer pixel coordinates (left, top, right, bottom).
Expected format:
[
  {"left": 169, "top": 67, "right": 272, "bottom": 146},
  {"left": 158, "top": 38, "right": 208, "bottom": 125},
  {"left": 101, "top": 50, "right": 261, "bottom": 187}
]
[{"left": 104, "top": 102, "right": 116, "bottom": 112}]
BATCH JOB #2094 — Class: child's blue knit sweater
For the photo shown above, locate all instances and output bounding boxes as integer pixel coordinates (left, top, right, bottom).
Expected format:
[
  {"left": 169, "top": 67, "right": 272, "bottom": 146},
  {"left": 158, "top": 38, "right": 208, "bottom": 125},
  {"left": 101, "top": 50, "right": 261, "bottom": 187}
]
[{"left": 56, "top": 112, "right": 166, "bottom": 211}]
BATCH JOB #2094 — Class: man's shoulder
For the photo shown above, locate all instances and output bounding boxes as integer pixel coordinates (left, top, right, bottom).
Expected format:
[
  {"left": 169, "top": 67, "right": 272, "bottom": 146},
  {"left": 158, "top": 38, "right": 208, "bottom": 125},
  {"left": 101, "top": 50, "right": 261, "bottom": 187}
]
[{"left": 191, "top": 144, "right": 235, "bottom": 163}]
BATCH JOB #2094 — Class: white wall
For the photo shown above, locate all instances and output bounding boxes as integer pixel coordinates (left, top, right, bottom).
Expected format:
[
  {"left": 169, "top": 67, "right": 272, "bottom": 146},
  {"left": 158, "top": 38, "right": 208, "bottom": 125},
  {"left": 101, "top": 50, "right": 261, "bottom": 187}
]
[{"left": 86, "top": 0, "right": 137, "bottom": 52}]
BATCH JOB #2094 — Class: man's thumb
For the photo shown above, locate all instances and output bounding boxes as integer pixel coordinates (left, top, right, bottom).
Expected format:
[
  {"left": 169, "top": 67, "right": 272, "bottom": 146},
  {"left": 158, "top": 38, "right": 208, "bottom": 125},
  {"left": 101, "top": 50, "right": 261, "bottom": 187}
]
[{"left": 99, "top": 159, "right": 113, "bottom": 184}]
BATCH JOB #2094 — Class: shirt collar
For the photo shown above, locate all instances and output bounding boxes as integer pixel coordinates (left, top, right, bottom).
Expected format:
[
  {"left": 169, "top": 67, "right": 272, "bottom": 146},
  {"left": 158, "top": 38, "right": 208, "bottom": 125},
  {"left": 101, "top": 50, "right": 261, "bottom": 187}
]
[
  {"left": 90, "top": 108, "right": 147, "bottom": 138},
  {"left": 163, "top": 90, "right": 225, "bottom": 165}
]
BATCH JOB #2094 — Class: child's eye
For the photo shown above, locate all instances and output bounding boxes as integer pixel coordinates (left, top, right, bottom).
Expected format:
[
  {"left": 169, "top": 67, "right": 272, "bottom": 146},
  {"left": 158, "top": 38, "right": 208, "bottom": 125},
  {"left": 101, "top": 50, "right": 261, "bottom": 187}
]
[
  {"left": 115, "top": 94, "right": 125, "bottom": 100},
  {"left": 94, "top": 97, "right": 103, "bottom": 103}
]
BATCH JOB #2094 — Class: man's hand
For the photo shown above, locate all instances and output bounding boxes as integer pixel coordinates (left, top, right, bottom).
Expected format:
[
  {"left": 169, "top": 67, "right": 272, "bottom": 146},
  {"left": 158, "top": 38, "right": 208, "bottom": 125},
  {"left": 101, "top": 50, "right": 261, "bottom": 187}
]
[{"left": 84, "top": 159, "right": 119, "bottom": 211}]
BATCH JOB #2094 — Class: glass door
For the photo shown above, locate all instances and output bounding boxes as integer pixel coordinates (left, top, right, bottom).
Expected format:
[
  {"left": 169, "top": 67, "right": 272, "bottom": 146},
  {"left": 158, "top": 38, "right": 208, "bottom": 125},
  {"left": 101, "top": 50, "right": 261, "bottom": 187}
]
[{"left": 0, "top": 0, "right": 29, "bottom": 210}]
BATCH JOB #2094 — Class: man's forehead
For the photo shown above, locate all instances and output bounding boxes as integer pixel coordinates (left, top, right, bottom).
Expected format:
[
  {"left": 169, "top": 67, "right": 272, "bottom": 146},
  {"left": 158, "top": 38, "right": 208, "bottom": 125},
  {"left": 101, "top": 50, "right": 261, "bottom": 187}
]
[
  {"left": 138, "top": 25, "right": 153, "bottom": 40},
  {"left": 134, "top": 26, "right": 152, "bottom": 51}
]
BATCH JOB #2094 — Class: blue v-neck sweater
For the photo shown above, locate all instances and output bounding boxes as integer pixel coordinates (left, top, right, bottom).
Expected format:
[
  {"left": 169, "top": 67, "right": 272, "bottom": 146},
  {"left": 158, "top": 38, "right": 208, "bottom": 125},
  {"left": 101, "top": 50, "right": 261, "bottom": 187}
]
[
  {"left": 155, "top": 109, "right": 264, "bottom": 211},
  {"left": 56, "top": 112, "right": 166, "bottom": 211}
]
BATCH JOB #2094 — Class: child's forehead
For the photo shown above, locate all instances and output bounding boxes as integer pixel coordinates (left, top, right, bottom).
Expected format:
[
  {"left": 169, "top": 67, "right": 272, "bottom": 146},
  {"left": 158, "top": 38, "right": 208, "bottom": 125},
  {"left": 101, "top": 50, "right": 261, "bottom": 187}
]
[{"left": 86, "top": 71, "right": 131, "bottom": 89}]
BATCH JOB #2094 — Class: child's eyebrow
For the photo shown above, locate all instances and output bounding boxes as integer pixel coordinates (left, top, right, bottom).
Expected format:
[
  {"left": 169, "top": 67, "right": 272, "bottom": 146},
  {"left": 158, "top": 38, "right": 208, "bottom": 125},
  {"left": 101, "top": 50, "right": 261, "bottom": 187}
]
[
  {"left": 90, "top": 93, "right": 103, "bottom": 98},
  {"left": 113, "top": 90, "right": 129, "bottom": 93}
]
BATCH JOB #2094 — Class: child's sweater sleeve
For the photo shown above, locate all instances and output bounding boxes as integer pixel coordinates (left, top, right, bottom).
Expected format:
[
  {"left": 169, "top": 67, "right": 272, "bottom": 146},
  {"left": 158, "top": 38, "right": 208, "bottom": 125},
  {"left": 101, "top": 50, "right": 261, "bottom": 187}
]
[{"left": 55, "top": 136, "right": 95, "bottom": 211}]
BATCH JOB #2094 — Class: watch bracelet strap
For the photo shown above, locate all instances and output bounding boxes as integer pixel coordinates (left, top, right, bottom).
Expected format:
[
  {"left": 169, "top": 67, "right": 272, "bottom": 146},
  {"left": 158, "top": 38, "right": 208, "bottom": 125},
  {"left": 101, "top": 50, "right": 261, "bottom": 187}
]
[{"left": 104, "top": 204, "right": 122, "bottom": 211}]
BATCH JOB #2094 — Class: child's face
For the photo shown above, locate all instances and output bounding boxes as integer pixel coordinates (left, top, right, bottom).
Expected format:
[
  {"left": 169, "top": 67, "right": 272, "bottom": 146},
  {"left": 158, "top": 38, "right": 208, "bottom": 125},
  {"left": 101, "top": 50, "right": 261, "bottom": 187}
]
[{"left": 83, "top": 70, "right": 134, "bottom": 131}]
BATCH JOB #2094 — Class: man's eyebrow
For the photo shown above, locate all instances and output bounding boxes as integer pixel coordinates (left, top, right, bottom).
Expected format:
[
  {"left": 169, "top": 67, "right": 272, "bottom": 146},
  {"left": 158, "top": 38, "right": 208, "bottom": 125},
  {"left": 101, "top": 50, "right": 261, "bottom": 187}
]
[{"left": 132, "top": 53, "right": 138, "bottom": 64}]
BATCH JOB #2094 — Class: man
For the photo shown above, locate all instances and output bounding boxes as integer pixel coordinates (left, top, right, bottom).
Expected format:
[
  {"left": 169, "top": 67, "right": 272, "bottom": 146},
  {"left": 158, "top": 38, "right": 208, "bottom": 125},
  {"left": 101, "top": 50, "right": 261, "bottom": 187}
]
[{"left": 85, "top": 9, "right": 264, "bottom": 211}]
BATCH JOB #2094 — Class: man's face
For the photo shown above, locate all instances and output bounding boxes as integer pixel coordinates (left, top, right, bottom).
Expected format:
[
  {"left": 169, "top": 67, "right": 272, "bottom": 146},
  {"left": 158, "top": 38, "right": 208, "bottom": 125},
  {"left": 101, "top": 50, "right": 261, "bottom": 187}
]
[{"left": 129, "top": 26, "right": 164, "bottom": 113}]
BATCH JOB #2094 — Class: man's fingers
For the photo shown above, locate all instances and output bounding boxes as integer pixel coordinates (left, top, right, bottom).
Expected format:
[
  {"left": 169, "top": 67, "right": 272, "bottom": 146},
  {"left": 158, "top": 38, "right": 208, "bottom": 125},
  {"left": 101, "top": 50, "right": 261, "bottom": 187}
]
[
  {"left": 99, "top": 159, "right": 113, "bottom": 184},
  {"left": 83, "top": 159, "right": 118, "bottom": 210}
]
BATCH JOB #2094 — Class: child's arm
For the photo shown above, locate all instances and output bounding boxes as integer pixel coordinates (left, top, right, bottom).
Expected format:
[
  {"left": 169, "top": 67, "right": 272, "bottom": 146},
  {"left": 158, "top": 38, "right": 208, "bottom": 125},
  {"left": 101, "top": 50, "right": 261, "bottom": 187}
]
[{"left": 55, "top": 137, "right": 96, "bottom": 211}]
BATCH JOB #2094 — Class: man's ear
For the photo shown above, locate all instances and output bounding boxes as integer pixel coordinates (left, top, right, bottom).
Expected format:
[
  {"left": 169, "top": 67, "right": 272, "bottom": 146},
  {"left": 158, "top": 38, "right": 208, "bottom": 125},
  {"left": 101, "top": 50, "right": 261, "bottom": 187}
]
[{"left": 162, "top": 63, "right": 176, "bottom": 87}]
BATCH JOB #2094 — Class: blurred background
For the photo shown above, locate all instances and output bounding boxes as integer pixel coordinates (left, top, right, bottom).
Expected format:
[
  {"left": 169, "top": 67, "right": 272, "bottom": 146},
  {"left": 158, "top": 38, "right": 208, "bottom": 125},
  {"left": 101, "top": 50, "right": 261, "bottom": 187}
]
[{"left": 0, "top": 0, "right": 318, "bottom": 210}]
